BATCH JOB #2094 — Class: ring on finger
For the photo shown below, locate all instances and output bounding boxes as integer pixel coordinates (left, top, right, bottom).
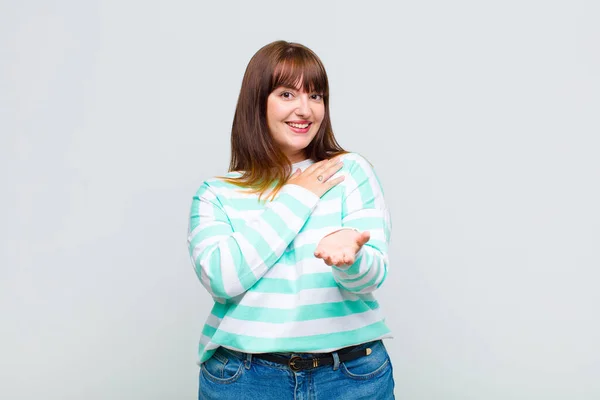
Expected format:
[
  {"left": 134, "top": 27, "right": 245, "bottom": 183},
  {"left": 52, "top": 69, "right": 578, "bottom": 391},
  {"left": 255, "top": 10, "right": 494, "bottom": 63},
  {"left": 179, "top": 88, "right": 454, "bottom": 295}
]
[{"left": 317, "top": 175, "right": 324, "bottom": 182}]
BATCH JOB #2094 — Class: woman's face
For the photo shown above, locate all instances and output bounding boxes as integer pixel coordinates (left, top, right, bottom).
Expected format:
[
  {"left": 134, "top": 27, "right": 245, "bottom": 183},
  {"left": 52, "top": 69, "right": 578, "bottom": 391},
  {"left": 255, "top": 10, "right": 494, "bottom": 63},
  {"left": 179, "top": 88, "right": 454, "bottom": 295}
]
[{"left": 266, "top": 84, "right": 325, "bottom": 163}]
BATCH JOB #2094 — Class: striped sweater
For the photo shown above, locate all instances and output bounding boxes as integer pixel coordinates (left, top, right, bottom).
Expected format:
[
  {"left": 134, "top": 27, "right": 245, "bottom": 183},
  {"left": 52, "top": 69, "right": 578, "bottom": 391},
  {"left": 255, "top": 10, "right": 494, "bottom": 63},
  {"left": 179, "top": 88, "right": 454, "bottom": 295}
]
[{"left": 187, "top": 152, "right": 392, "bottom": 364}]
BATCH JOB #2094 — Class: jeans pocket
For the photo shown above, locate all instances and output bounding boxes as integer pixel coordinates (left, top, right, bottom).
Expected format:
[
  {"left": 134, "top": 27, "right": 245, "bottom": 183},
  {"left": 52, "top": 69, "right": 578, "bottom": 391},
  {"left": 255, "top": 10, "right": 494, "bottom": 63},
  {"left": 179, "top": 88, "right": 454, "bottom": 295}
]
[
  {"left": 340, "top": 341, "right": 391, "bottom": 380},
  {"left": 200, "top": 349, "right": 245, "bottom": 384}
]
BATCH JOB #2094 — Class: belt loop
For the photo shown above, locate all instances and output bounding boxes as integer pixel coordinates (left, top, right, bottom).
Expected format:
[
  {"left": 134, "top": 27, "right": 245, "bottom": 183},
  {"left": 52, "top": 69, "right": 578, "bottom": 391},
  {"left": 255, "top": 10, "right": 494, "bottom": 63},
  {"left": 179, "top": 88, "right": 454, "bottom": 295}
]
[
  {"left": 245, "top": 353, "right": 252, "bottom": 369},
  {"left": 332, "top": 351, "right": 340, "bottom": 371}
]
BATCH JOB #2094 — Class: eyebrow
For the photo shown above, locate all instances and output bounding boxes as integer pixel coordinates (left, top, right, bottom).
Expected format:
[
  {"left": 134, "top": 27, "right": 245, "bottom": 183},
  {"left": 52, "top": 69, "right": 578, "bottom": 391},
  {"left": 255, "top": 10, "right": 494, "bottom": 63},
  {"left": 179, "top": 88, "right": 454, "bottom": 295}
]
[
  {"left": 276, "top": 86, "right": 300, "bottom": 91},
  {"left": 277, "top": 86, "right": 323, "bottom": 94}
]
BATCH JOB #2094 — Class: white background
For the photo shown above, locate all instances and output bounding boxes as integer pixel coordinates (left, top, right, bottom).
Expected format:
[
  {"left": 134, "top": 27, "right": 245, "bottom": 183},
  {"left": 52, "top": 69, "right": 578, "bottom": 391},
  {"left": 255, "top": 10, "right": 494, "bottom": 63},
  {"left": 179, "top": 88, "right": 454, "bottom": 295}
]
[{"left": 1, "top": 1, "right": 599, "bottom": 399}]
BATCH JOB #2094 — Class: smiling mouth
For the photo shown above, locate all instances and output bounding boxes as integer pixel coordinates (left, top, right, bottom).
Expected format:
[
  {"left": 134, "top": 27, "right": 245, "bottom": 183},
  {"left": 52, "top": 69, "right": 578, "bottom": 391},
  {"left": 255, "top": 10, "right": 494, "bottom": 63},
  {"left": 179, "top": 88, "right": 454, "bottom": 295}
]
[{"left": 286, "top": 122, "right": 312, "bottom": 129}]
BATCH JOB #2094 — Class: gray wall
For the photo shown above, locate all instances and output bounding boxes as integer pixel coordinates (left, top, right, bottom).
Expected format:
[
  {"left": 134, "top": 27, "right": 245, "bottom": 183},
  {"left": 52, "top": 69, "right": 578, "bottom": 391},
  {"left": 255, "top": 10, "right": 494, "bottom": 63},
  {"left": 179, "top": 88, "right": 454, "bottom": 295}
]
[{"left": 1, "top": 1, "right": 598, "bottom": 399}]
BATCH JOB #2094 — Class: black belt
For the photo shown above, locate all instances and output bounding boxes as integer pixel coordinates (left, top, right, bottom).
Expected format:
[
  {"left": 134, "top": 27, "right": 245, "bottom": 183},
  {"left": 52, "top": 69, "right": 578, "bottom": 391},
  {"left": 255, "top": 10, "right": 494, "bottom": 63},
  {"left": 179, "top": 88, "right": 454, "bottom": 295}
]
[{"left": 254, "top": 344, "right": 373, "bottom": 372}]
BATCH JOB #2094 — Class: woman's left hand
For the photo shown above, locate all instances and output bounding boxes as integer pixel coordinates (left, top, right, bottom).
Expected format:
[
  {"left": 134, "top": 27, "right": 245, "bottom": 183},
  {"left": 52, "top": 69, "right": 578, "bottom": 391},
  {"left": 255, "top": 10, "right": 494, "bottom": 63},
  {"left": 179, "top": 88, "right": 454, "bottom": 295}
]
[{"left": 314, "top": 229, "right": 370, "bottom": 267}]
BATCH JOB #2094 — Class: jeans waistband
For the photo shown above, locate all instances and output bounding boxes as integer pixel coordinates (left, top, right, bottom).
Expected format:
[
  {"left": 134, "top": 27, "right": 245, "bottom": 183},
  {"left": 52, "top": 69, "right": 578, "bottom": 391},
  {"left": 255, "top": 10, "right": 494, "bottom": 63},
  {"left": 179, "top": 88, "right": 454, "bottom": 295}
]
[{"left": 218, "top": 340, "right": 381, "bottom": 361}]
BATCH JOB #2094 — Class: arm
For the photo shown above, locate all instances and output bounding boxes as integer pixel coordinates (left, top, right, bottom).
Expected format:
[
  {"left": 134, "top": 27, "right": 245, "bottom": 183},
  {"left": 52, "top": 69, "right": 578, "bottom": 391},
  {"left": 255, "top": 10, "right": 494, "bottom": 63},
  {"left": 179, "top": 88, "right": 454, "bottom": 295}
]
[
  {"left": 187, "top": 182, "right": 319, "bottom": 300},
  {"left": 331, "top": 155, "right": 391, "bottom": 294}
]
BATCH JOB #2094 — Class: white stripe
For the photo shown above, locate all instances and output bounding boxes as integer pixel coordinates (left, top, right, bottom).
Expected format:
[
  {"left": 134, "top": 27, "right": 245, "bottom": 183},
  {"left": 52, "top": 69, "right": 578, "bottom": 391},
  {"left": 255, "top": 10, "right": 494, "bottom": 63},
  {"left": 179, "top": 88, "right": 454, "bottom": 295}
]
[
  {"left": 334, "top": 251, "right": 385, "bottom": 290},
  {"left": 352, "top": 259, "right": 387, "bottom": 294},
  {"left": 263, "top": 258, "right": 330, "bottom": 280},
  {"left": 199, "top": 335, "right": 220, "bottom": 352},
  {"left": 188, "top": 224, "right": 204, "bottom": 241},
  {"left": 192, "top": 235, "right": 223, "bottom": 262},
  {"left": 209, "top": 185, "right": 255, "bottom": 198},
  {"left": 214, "top": 240, "right": 246, "bottom": 298},
  {"left": 343, "top": 173, "right": 363, "bottom": 214},
  {"left": 217, "top": 307, "right": 385, "bottom": 338},
  {"left": 268, "top": 201, "right": 303, "bottom": 229},
  {"left": 245, "top": 215, "right": 286, "bottom": 255},
  {"left": 362, "top": 161, "right": 386, "bottom": 209},
  {"left": 233, "top": 232, "right": 268, "bottom": 277},
  {"left": 223, "top": 206, "right": 262, "bottom": 221},
  {"left": 200, "top": 188, "right": 219, "bottom": 202},
  {"left": 190, "top": 253, "right": 216, "bottom": 298},
  {"left": 311, "top": 197, "right": 340, "bottom": 216},
  {"left": 293, "top": 226, "right": 341, "bottom": 248},
  {"left": 205, "top": 313, "right": 222, "bottom": 328},
  {"left": 342, "top": 208, "right": 384, "bottom": 222},
  {"left": 367, "top": 230, "right": 386, "bottom": 243},
  {"left": 236, "top": 287, "right": 360, "bottom": 309},
  {"left": 280, "top": 184, "right": 319, "bottom": 208}
]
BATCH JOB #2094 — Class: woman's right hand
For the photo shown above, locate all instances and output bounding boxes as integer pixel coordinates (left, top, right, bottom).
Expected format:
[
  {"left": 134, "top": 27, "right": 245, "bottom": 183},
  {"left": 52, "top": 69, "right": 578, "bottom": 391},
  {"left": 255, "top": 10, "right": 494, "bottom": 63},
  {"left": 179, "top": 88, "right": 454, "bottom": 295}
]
[{"left": 287, "top": 157, "right": 345, "bottom": 197}]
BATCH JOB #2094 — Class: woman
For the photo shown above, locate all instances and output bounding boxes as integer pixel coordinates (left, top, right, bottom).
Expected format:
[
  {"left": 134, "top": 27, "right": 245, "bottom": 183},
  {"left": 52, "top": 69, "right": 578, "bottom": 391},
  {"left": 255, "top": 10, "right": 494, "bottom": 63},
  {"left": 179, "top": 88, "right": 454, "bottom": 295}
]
[{"left": 188, "top": 40, "right": 394, "bottom": 399}]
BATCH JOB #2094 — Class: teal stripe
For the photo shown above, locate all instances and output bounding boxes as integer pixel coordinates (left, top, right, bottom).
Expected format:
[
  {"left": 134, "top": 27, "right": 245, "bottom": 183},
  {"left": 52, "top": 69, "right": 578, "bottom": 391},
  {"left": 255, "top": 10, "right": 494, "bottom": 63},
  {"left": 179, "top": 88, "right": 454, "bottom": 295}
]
[
  {"left": 225, "top": 197, "right": 267, "bottom": 210},
  {"left": 262, "top": 208, "right": 296, "bottom": 241},
  {"left": 202, "top": 249, "right": 226, "bottom": 297},
  {"left": 252, "top": 273, "right": 338, "bottom": 293},
  {"left": 343, "top": 158, "right": 376, "bottom": 211},
  {"left": 301, "top": 214, "right": 342, "bottom": 231},
  {"left": 232, "top": 220, "right": 280, "bottom": 268},
  {"left": 357, "top": 175, "right": 375, "bottom": 209},
  {"left": 276, "top": 193, "right": 313, "bottom": 218},
  {"left": 342, "top": 217, "right": 384, "bottom": 231},
  {"left": 371, "top": 165, "right": 385, "bottom": 195},
  {"left": 198, "top": 343, "right": 218, "bottom": 364},
  {"left": 211, "top": 320, "right": 390, "bottom": 353},
  {"left": 211, "top": 302, "right": 229, "bottom": 319},
  {"left": 365, "top": 240, "right": 387, "bottom": 251},
  {"left": 276, "top": 243, "right": 317, "bottom": 265},
  {"left": 205, "top": 178, "right": 241, "bottom": 189},
  {"left": 226, "top": 300, "right": 379, "bottom": 323},
  {"left": 189, "top": 186, "right": 214, "bottom": 232},
  {"left": 226, "top": 240, "right": 259, "bottom": 291},
  {"left": 350, "top": 264, "right": 383, "bottom": 292},
  {"left": 202, "top": 324, "right": 217, "bottom": 337},
  {"left": 189, "top": 197, "right": 201, "bottom": 231},
  {"left": 377, "top": 266, "right": 387, "bottom": 289},
  {"left": 320, "top": 185, "right": 344, "bottom": 201},
  {"left": 189, "top": 224, "right": 231, "bottom": 250},
  {"left": 335, "top": 250, "right": 368, "bottom": 277}
]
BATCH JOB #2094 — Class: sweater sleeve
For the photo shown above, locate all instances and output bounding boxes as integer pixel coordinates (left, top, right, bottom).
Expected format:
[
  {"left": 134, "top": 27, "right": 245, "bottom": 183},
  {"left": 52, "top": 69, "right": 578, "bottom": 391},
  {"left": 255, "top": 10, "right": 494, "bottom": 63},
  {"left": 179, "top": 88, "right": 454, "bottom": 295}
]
[
  {"left": 188, "top": 182, "right": 319, "bottom": 300},
  {"left": 331, "top": 155, "right": 392, "bottom": 294}
]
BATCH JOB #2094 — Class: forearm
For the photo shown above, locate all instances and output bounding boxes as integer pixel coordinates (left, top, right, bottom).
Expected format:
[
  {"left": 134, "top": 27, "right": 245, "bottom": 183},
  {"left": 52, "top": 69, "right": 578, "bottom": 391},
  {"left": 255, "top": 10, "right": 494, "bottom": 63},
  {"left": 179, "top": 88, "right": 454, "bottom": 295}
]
[
  {"left": 188, "top": 184, "right": 319, "bottom": 299},
  {"left": 331, "top": 233, "right": 388, "bottom": 294},
  {"left": 333, "top": 153, "right": 391, "bottom": 293}
]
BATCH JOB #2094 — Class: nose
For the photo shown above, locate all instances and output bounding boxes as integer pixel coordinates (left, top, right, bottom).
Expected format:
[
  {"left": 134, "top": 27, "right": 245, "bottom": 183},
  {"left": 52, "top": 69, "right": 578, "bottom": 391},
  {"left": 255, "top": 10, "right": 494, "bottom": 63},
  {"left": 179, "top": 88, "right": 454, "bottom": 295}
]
[{"left": 295, "top": 94, "right": 311, "bottom": 118}]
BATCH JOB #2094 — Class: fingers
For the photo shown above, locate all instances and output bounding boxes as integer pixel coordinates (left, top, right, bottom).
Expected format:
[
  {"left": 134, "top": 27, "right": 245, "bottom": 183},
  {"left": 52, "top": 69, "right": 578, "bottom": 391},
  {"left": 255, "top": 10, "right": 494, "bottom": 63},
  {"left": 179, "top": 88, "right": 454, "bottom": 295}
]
[
  {"left": 325, "top": 175, "right": 345, "bottom": 188},
  {"left": 306, "top": 157, "right": 343, "bottom": 179},
  {"left": 317, "top": 157, "right": 344, "bottom": 179},
  {"left": 286, "top": 156, "right": 345, "bottom": 197},
  {"left": 304, "top": 157, "right": 335, "bottom": 174},
  {"left": 315, "top": 248, "right": 355, "bottom": 267}
]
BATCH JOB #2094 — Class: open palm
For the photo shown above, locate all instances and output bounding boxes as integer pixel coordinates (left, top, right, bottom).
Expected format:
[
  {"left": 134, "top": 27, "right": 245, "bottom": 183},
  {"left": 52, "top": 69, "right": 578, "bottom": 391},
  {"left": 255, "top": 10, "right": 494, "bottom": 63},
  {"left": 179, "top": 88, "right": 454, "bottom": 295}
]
[{"left": 314, "top": 229, "right": 370, "bottom": 267}]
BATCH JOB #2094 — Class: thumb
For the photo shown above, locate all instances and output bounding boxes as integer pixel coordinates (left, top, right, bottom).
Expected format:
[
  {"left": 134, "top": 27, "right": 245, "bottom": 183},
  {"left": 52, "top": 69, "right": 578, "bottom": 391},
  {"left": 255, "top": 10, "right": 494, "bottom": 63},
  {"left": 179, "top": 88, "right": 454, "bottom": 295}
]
[{"left": 357, "top": 231, "right": 371, "bottom": 246}]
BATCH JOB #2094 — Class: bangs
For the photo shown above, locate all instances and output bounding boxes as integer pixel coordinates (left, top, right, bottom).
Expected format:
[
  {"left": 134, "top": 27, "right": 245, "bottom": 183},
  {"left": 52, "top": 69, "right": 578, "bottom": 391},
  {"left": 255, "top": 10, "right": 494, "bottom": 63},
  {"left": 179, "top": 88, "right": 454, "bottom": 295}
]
[{"left": 271, "top": 50, "right": 328, "bottom": 95}]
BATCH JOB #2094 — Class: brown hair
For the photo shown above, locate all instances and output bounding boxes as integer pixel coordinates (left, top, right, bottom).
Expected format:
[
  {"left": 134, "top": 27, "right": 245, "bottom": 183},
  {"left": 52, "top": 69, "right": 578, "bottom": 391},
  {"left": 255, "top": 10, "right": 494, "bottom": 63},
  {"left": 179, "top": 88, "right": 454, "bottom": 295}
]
[{"left": 224, "top": 40, "right": 347, "bottom": 199}]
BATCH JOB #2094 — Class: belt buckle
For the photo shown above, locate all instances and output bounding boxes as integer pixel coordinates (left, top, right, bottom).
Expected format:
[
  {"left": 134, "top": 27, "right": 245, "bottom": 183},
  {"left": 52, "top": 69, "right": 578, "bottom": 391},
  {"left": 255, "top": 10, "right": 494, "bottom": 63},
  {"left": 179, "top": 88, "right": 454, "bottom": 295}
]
[{"left": 288, "top": 356, "right": 302, "bottom": 371}]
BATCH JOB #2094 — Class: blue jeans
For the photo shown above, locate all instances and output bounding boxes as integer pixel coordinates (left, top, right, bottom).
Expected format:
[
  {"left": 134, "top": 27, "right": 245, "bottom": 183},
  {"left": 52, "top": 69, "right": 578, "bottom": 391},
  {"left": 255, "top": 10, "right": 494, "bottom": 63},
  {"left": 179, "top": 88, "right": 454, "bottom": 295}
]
[{"left": 198, "top": 340, "right": 395, "bottom": 399}]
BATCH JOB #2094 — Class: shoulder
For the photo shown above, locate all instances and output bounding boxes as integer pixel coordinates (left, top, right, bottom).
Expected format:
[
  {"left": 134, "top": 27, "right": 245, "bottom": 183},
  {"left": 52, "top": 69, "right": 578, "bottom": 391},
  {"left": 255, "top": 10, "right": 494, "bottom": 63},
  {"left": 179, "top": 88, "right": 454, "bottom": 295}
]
[
  {"left": 193, "top": 172, "right": 244, "bottom": 199},
  {"left": 339, "top": 152, "right": 377, "bottom": 175},
  {"left": 338, "top": 152, "right": 387, "bottom": 196}
]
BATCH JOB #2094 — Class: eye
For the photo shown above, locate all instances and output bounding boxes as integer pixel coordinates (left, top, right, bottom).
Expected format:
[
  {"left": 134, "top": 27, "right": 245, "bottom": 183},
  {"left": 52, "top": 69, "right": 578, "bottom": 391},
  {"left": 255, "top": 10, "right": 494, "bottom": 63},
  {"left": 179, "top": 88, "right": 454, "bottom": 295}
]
[
  {"left": 311, "top": 93, "right": 324, "bottom": 101},
  {"left": 280, "top": 91, "right": 294, "bottom": 99}
]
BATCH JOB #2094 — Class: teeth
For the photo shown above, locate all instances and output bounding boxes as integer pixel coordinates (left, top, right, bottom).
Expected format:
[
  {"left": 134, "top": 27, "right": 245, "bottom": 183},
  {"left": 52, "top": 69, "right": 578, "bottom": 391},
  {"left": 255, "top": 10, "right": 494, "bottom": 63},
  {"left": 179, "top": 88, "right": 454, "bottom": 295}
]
[{"left": 288, "top": 123, "right": 309, "bottom": 129}]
